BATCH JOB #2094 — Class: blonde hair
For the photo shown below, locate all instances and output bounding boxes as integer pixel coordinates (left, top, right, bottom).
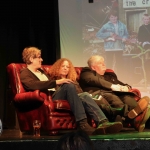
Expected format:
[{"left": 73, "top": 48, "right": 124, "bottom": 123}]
[
  {"left": 49, "top": 58, "right": 77, "bottom": 81},
  {"left": 22, "top": 46, "right": 41, "bottom": 64},
  {"left": 87, "top": 55, "right": 104, "bottom": 68}
]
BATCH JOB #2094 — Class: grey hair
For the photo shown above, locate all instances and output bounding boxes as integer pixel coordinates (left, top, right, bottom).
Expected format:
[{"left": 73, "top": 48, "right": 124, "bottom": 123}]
[{"left": 87, "top": 55, "right": 104, "bottom": 68}]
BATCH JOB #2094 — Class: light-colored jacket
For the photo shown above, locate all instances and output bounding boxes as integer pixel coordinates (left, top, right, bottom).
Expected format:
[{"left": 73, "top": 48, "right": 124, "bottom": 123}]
[{"left": 96, "top": 21, "right": 129, "bottom": 51}]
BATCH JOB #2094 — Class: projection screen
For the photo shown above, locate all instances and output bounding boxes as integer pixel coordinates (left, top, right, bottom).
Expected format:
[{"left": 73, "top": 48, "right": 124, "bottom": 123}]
[{"left": 58, "top": 0, "right": 150, "bottom": 96}]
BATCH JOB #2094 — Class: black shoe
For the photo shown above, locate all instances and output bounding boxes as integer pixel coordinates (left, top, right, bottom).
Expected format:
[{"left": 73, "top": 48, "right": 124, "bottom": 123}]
[{"left": 93, "top": 121, "right": 123, "bottom": 135}]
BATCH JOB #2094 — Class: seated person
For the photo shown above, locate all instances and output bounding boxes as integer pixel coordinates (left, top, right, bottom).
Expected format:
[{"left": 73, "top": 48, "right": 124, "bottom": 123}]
[
  {"left": 78, "top": 55, "right": 150, "bottom": 132},
  {"left": 20, "top": 46, "right": 123, "bottom": 135}
]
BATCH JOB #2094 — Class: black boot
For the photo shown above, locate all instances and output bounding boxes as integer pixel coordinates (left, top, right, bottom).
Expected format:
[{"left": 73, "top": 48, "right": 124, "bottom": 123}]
[{"left": 77, "top": 118, "right": 96, "bottom": 135}]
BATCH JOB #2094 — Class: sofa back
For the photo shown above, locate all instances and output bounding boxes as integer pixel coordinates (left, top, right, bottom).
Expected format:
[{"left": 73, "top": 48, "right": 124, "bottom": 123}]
[
  {"left": 6, "top": 63, "right": 84, "bottom": 97},
  {"left": 7, "top": 63, "right": 26, "bottom": 97}
]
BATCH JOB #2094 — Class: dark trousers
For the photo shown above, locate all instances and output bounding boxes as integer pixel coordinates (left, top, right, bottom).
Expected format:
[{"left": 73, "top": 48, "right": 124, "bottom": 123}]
[{"left": 101, "top": 92, "right": 137, "bottom": 115}]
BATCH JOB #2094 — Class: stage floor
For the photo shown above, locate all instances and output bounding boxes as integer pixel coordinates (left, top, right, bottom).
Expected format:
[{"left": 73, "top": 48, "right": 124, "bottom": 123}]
[
  {"left": 1, "top": 128, "right": 150, "bottom": 140},
  {"left": 1, "top": 128, "right": 150, "bottom": 150}
]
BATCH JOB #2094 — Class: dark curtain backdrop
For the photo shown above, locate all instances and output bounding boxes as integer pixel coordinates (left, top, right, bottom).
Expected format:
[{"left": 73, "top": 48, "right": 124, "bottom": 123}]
[{"left": 0, "top": 0, "right": 60, "bottom": 127}]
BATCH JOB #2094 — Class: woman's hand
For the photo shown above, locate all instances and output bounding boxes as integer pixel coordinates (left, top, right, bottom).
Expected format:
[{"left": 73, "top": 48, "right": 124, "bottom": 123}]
[{"left": 56, "top": 78, "right": 74, "bottom": 85}]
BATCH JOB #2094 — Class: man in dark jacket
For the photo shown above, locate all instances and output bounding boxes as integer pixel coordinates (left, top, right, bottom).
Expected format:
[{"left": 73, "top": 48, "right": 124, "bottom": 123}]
[
  {"left": 138, "top": 14, "right": 150, "bottom": 85},
  {"left": 78, "top": 55, "right": 150, "bottom": 132},
  {"left": 138, "top": 14, "right": 150, "bottom": 49}
]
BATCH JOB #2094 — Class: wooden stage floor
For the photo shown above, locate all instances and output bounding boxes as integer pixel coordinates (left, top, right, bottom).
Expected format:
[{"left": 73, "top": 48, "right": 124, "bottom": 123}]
[{"left": 1, "top": 128, "right": 150, "bottom": 150}]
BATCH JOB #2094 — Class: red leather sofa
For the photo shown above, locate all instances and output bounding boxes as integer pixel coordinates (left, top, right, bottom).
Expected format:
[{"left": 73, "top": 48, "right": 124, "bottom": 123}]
[{"left": 6, "top": 63, "right": 141, "bottom": 135}]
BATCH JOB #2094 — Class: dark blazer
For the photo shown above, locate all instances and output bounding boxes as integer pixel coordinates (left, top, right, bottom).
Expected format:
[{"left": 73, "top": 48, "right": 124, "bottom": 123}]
[{"left": 78, "top": 67, "right": 131, "bottom": 95}]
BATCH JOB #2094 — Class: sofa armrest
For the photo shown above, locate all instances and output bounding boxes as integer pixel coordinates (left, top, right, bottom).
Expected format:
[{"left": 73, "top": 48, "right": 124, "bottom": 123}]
[
  {"left": 14, "top": 90, "right": 44, "bottom": 102},
  {"left": 129, "top": 88, "right": 141, "bottom": 101},
  {"left": 14, "top": 90, "right": 47, "bottom": 112},
  {"left": 53, "top": 100, "right": 71, "bottom": 111}
]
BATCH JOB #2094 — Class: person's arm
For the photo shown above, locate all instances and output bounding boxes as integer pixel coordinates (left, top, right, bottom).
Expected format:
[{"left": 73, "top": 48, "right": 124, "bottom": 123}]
[
  {"left": 137, "top": 26, "right": 143, "bottom": 44},
  {"left": 96, "top": 24, "right": 112, "bottom": 40},
  {"left": 20, "top": 69, "right": 56, "bottom": 91},
  {"left": 80, "top": 70, "right": 122, "bottom": 91},
  {"left": 80, "top": 69, "right": 113, "bottom": 90},
  {"left": 122, "top": 24, "right": 129, "bottom": 40},
  {"left": 20, "top": 68, "right": 75, "bottom": 91},
  {"left": 106, "top": 72, "right": 132, "bottom": 91}
]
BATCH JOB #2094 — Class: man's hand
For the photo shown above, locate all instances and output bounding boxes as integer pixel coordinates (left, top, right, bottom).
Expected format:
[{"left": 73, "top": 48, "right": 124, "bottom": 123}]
[
  {"left": 111, "top": 84, "right": 129, "bottom": 92},
  {"left": 56, "top": 78, "right": 74, "bottom": 85},
  {"left": 111, "top": 84, "right": 121, "bottom": 91},
  {"left": 120, "top": 86, "right": 129, "bottom": 92}
]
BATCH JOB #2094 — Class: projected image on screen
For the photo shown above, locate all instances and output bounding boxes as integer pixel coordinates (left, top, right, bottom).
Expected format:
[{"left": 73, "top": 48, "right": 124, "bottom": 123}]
[{"left": 58, "top": 0, "right": 150, "bottom": 96}]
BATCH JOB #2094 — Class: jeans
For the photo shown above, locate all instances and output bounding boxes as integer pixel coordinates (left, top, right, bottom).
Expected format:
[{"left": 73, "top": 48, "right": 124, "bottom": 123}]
[
  {"left": 78, "top": 92, "right": 107, "bottom": 125},
  {"left": 52, "top": 83, "right": 107, "bottom": 124}
]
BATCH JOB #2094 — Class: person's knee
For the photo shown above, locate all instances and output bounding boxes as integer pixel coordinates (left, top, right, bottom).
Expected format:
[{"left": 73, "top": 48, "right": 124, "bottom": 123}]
[
  {"left": 102, "top": 93, "right": 121, "bottom": 102},
  {"left": 78, "top": 92, "right": 91, "bottom": 98},
  {"left": 62, "top": 83, "right": 76, "bottom": 92},
  {"left": 102, "top": 93, "right": 124, "bottom": 107},
  {"left": 62, "top": 83, "right": 75, "bottom": 88}
]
